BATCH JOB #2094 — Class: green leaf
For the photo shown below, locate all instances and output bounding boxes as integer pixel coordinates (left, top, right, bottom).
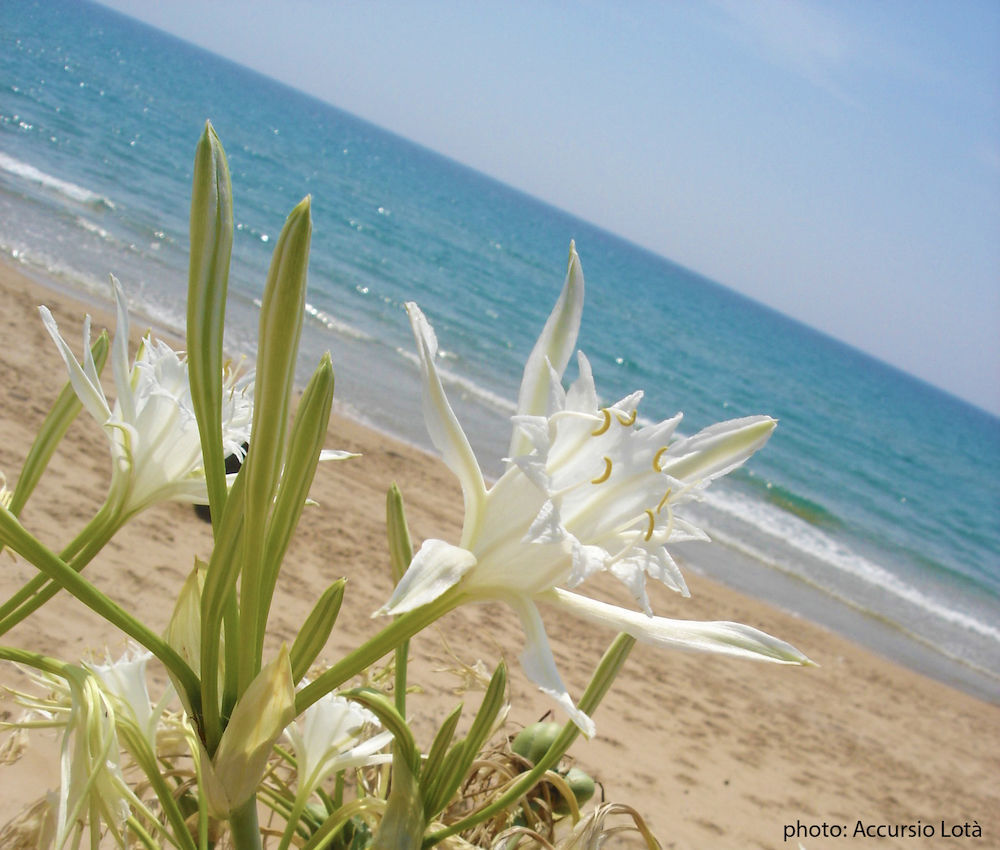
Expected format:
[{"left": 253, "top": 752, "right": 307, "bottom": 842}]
[
  {"left": 422, "top": 744, "right": 468, "bottom": 819},
  {"left": 422, "top": 636, "right": 635, "bottom": 848},
  {"left": 255, "top": 354, "right": 335, "bottom": 658},
  {"left": 461, "top": 660, "right": 507, "bottom": 764},
  {"left": 386, "top": 483, "right": 414, "bottom": 584},
  {"left": 386, "top": 483, "right": 415, "bottom": 715},
  {"left": 186, "top": 121, "right": 234, "bottom": 533},
  {"left": 199, "top": 468, "right": 247, "bottom": 749},
  {"left": 420, "top": 703, "right": 463, "bottom": 792},
  {"left": 289, "top": 578, "right": 345, "bottom": 684},
  {"left": 422, "top": 662, "right": 506, "bottom": 818},
  {"left": 342, "top": 688, "right": 420, "bottom": 774},
  {"left": 239, "top": 195, "right": 312, "bottom": 694}
]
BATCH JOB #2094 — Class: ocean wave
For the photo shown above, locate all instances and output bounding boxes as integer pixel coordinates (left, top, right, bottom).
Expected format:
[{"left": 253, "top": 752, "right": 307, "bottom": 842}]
[
  {"left": 248, "top": 297, "right": 372, "bottom": 342},
  {"left": 740, "top": 472, "right": 843, "bottom": 528},
  {"left": 705, "top": 489, "right": 1000, "bottom": 643},
  {"left": 0, "top": 151, "right": 115, "bottom": 209},
  {"left": 701, "top": 487, "right": 1000, "bottom": 645},
  {"left": 303, "top": 301, "right": 372, "bottom": 341}
]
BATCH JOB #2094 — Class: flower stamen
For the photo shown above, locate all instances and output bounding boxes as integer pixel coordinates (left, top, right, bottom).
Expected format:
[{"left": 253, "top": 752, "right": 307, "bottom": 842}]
[
  {"left": 653, "top": 446, "right": 669, "bottom": 472},
  {"left": 615, "top": 408, "right": 637, "bottom": 427},
  {"left": 591, "top": 456, "right": 613, "bottom": 484},
  {"left": 591, "top": 409, "right": 612, "bottom": 436},
  {"left": 656, "top": 487, "right": 672, "bottom": 514},
  {"left": 643, "top": 509, "right": 656, "bottom": 541}
]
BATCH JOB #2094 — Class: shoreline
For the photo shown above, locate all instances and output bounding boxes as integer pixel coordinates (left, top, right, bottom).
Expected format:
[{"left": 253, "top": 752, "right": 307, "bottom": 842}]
[{"left": 2, "top": 259, "right": 998, "bottom": 846}]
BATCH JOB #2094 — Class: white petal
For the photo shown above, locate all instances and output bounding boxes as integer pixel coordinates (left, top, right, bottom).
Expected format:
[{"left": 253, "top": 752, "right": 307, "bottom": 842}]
[
  {"left": 550, "top": 588, "right": 812, "bottom": 665},
  {"left": 318, "top": 449, "right": 360, "bottom": 462},
  {"left": 379, "top": 539, "right": 477, "bottom": 615},
  {"left": 110, "top": 276, "right": 136, "bottom": 426},
  {"left": 510, "top": 414, "right": 551, "bottom": 455},
  {"left": 523, "top": 499, "right": 566, "bottom": 545},
  {"left": 564, "top": 351, "right": 598, "bottom": 414},
  {"left": 568, "top": 540, "right": 606, "bottom": 586},
  {"left": 39, "top": 306, "right": 111, "bottom": 426},
  {"left": 509, "top": 596, "right": 595, "bottom": 738},
  {"left": 509, "top": 242, "right": 584, "bottom": 456},
  {"left": 660, "top": 416, "right": 776, "bottom": 485},
  {"left": 406, "top": 303, "right": 486, "bottom": 534}
]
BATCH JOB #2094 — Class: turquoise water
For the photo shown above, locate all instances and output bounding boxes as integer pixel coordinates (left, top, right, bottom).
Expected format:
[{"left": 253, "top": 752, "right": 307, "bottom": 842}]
[{"left": 3, "top": 0, "right": 999, "bottom": 700}]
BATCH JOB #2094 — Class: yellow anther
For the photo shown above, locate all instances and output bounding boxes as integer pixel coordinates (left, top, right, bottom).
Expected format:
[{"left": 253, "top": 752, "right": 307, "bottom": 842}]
[
  {"left": 643, "top": 509, "right": 656, "bottom": 541},
  {"left": 591, "top": 456, "right": 613, "bottom": 484},
  {"left": 615, "top": 408, "right": 637, "bottom": 427},
  {"left": 653, "top": 446, "right": 669, "bottom": 472},
  {"left": 656, "top": 487, "right": 672, "bottom": 513},
  {"left": 591, "top": 409, "right": 612, "bottom": 436}
]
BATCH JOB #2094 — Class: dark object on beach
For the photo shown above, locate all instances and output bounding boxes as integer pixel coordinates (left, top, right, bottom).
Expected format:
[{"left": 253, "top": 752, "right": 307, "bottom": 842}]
[{"left": 194, "top": 444, "right": 247, "bottom": 523}]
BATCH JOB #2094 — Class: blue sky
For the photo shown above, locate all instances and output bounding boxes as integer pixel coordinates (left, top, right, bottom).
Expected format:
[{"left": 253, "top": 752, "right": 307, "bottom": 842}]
[{"left": 96, "top": 0, "right": 1000, "bottom": 415}]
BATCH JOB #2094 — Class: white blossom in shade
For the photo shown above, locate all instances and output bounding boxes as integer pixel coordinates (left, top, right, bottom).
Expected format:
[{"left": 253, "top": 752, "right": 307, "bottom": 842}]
[
  {"left": 39, "top": 275, "right": 254, "bottom": 517},
  {"left": 88, "top": 643, "right": 170, "bottom": 752},
  {"left": 284, "top": 692, "right": 392, "bottom": 801},
  {"left": 380, "top": 243, "right": 811, "bottom": 736},
  {"left": 2, "top": 663, "right": 166, "bottom": 848}
]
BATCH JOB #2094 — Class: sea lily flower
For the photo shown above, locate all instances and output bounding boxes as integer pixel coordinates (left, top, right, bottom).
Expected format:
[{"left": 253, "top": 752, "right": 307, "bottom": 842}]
[
  {"left": 39, "top": 276, "right": 254, "bottom": 517},
  {"left": 6, "top": 666, "right": 139, "bottom": 848},
  {"left": 88, "top": 643, "right": 170, "bottom": 752},
  {"left": 381, "top": 243, "right": 810, "bottom": 736},
  {"left": 284, "top": 692, "right": 392, "bottom": 797}
]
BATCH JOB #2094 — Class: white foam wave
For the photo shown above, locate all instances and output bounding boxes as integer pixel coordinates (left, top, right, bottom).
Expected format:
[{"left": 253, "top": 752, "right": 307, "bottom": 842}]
[
  {"left": 303, "top": 301, "right": 372, "bottom": 340},
  {"left": 701, "top": 487, "right": 1000, "bottom": 644},
  {"left": 248, "top": 297, "right": 372, "bottom": 342},
  {"left": 396, "top": 347, "right": 517, "bottom": 416},
  {"left": 0, "top": 152, "right": 114, "bottom": 208}
]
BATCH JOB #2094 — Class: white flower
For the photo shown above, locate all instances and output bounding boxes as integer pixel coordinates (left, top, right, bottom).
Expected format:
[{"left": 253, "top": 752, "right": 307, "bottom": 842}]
[
  {"left": 39, "top": 276, "right": 254, "bottom": 516},
  {"left": 7, "top": 666, "right": 138, "bottom": 848},
  {"left": 88, "top": 643, "right": 170, "bottom": 752},
  {"left": 381, "top": 243, "right": 810, "bottom": 736},
  {"left": 284, "top": 692, "right": 392, "bottom": 801}
]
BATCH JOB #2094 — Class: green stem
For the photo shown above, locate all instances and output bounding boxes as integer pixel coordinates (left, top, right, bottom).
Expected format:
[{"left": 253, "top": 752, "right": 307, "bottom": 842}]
[
  {"left": 394, "top": 638, "right": 409, "bottom": 717},
  {"left": 228, "top": 796, "right": 262, "bottom": 850},
  {"left": 0, "top": 499, "right": 121, "bottom": 633},
  {"left": 0, "top": 507, "right": 202, "bottom": 710},
  {"left": 422, "top": 633, "right": 636, "bottom": 848},
  {"left": 0, "top": 645, "right": 73, "bottom": 676},
  {"left": 300, "top": 799, "right": 384, "bottom": 850},
  {"left": 295, "top": 595, "right": 455, "bottom": 716}
]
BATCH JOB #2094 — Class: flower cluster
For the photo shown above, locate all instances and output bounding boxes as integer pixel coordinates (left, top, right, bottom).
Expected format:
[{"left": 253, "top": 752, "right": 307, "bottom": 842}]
[
  {"left": 0, "top": 124, "right": 810, "bottom": 850},
  {"left": 40, "top": 276, "right": 254, "bottom": 518}
]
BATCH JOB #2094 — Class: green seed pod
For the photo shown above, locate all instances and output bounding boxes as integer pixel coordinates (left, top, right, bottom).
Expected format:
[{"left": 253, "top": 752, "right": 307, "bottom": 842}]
[
  {"left": 553, "top": 766, "right": 596, "bottom": 815},
  {"left": 511, "top": 721, "right": 562, "bottom": 766}
]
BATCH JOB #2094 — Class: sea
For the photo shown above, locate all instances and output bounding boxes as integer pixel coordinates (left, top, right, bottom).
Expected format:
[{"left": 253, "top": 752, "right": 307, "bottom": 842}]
[{"left": 2, "top": 0, "right": 999, "bottom": 702}]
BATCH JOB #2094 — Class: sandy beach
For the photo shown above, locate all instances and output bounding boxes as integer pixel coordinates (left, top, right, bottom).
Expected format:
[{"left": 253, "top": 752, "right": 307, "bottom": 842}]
[{"left": 0, "top": 259, "right": 997, "bottom": 849}]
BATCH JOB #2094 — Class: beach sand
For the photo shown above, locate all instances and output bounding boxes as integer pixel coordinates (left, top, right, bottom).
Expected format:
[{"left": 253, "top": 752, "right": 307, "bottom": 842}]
[{"left": 1, "top": 260, "right": 997, "bottom": 848}]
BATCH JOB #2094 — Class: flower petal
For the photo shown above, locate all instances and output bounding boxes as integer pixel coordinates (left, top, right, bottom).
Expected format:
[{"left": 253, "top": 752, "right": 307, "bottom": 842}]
[
  {"left": 379, "top": 539, "right": 477, "bottom": 616},
  {"left": 405, "top": 303, "right": 486, "bottom": 536},
  {"left": 38, "top": 307, "right": 111, "bottom": 426},
  {"left": 509, "top": 595, "right": 596, "bottom": 738},
  {"left": 660, "top": 415, "right": 776, "bottom": 487},
  {"left": 549, "top": 588, "right": 813, "bottom": 666},
  {"left": 509, "top": 242, "right": 584, "bottom": 456},
  {"left": 109, "top": 276, "right": 136, "bottom": 426}
]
